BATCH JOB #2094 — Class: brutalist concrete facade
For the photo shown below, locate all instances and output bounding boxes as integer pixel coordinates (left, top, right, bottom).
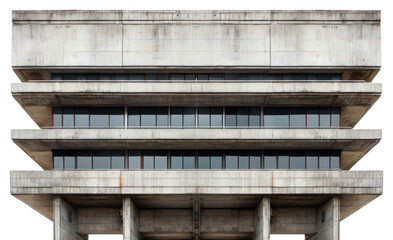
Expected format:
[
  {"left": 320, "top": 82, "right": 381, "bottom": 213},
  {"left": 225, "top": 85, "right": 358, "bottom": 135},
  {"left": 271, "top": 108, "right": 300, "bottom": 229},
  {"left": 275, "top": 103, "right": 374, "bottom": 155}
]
[{"left": 10, "top": 10, "right": 382, "bottom": 240}]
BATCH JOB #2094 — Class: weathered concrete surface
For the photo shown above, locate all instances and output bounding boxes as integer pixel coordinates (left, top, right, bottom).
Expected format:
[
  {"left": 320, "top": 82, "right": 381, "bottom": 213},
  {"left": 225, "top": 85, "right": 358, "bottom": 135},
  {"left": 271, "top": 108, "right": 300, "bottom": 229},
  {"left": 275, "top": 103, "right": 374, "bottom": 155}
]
[
  {"left": 53, "top": 197, "right": 87, "bottom": 240},
  {"left": 77, "top": 208, "right": 122, "bottom": 234},
  {"left": 11, "top": 170, "right": 382, "bottom": 224},
  {"left": 12, "top": 10, "right": 380, "bottom": 81},
  {"left": 123, "top": 197, "right": 139, "bottom": 240},
  {"left": 255, "top": 198, "right": 270, "bottom": 240},
  {"left": 306, "top": 197, "right": 340, "bottom": 240},
  {"left": 11, "top": 128, "right": 381, "bottom": 170},
  {"left": 271, "top": 208, "right": 316, "bottom": 234},
  {"left": 11, "top": 82, "right": 381, "bottom": 128}
]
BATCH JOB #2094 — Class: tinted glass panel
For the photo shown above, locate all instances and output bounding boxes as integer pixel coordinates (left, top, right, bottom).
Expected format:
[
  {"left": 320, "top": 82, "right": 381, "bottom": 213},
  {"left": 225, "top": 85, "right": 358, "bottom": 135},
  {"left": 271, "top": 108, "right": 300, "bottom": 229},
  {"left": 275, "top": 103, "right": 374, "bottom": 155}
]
[
  {"left": 319, "top": 155, "right": 330, "bottom": 169},
  {"left": 157, "top": 73, "right": 169, "bottom": 80},
  {"left": 211, "top": 107, "right": 223, "bottom": 127},
  {"left": 307, "top": 108, "right": 319, "bottom": 128},
  {"left": 264, "top": 108, "right": 289, "bottom": 128},
  {"left": 185, "top": 74, "right": 195, "bottom": 81},
  {"left": 112, "top": 150, "right": 125, "bottom": 169},
  {"left": 143, "top": 151, "right": 154, "bottom": 170},
  {"left": 171, "top": 74, "right": 184, "bottom": 81},
  {"left": 64, "top": 154, "right": 76, "bottom": 169},
  {"left": 209, "top": 74, "right": 223, "bottom": 80},
  {"left": 53, "top": 151, "right": 63, "bottom": 169},
  {"left": 225, "top": 107, "right": 237, "bottom": 127},
  {"left": 239, "top": 155, "right": 249, "bottom": 169},
  {"left": 129, "top": 74, "right": 144, "bottom": 80},
  {"left": 198, "top": 151, "right": 210, "bottom": 169},
  {"left": 249, "top": 107, "right": 260, "bottom": 127},
  {"left": 183, "top": 107, "right": 195, "bottom": 127},
  {"left": 290, "top": 108, "right": 306, "bottom": 128},
  {"left": 155, "top": 150, "right": 168, "bottom": 169},
  {"left": 331, "top": 108, "right": 340, "bottom": 128},
  {"left": 63, "top": 108, "right": 74, "bottom": 127},
  {"left": 129, "top": 150, "right": 141, "bottom": 169},
  {"left": 112, "top": 74, "right": 128, "bottom": 80},
  {"left": 128, "top": 107, "right": 140, "bottom": 127},
  {"left": 77, "top": 150, "right": 92, "bottom": 169},
  {"left": 306, "top": 151, "right": 319, "bottom": 169},
  {"left": 320, "top": 108, "right": 330, "bottom": 128},
  {"left": 264, "top": 155, "right": 277, "bottom": 169},
  {"left": 211, "top": 151, "right": 223, "bottom": 169},
  {"left": 250, "top": 153, "right": 261, "bottom": 169},
  {"left": 197, "top": 74, "right": 209, "bottom": 81},
  {"left": 184, "top": 151, "right": 195, "bottom": 169},
  {"left": 278, "top": 155, "right": 289, "bottom": 169},
  {"left": 237, "top": 107, "right": 248, "bottom": 127},
  {"left": 91, "top": 108, "right": 109, "bottom": 128},
  {"left": 156, "top": 107, "right": 168, "bottom": 127},
  {"left": 141, "top": 108, "right": 156, "bottom": 127},
  {"left": 331, "top": 151, "right": 340, "bottom": 169},
  {"left": 224, "top": 73, "right": 237, "bottom": 81},
  {"left": 93, "top": 151, "right": 111, "bottom": 169},
  {"left": 225, "top": 152, "right": 237, "bottom": 169},
  {"left": 198, "top": 107, "right": 210, "bottom": 127},
  {"left": 110, "top": 108, "right": 124, "bottom": 128},
  {"left": 171, "top": 151, "right": 183, "bottom": 169},
  {"left": 53, "top": 107, "right": 62, "bottom": 127},
  {"left": 290, "top": 155, "right": 306, "bottom": 169},
  {"left": 75, "top": 108, "right": 89, "bottom": 127},
  {"left": 145, "top": 73, "right": 156, "bottom": 80},
  {"left": 171, "top": 107, "right": 182, "bottom": 127}
]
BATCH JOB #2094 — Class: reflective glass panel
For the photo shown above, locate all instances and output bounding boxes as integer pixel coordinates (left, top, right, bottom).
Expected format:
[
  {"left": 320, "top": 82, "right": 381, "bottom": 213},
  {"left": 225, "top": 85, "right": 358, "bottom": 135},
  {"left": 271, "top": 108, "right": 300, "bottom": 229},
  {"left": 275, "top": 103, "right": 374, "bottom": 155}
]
[
  {"left": 249, "top": 107, "right": 260, "bottom": 127},
  {"left": 239, "top": 154, "right": 249, "bottom": 169},
  {"left": 320, "top": 108, "right": 330, "bottom": 128},
  {"left": 264, "top": 155, "right": 277, "bottom": 169},
  {"left": 77, "top": 150, "right": 92, "bottom": 169},
  {"left": 278, "top": 154, "right": 289, "bottom": 169},
  {"left": 171, "top": 151, "right": 183, "bottom": 169},
  {"left": 128, "top": 107, "right": 140, "bottom": 127},
  {"left": 319, "top": 155, "right": 330, "bottom": 169},
  {"left": 91, "top": 108, "right": 109, "bottom": 128},
  {"left": 307, "top": 108, "right": 319, "bottom": 128},
  {"left": 225, "top": 107, "right": 237, "bottom": 127},
  {"left": 157, "top": 73, "right": 169, "bottom": 80},
  {"left": 198, "top": 150, "right": 210, "bottom": 169},
  {"left": 143, "top": 150, "right": 154, "bottom": 170},
  {"left": 157, "top": 107, "right": 168, "bottom": 127},
  {"left": 155, "top": 150, "right": 168, "bottom": 169},
  {"left": 110, "top": 108, "right": 124, "bottom": 128},
  {"left": 198, "top": 107, "right": 210, "bottom": 127},
  {"left": 209, "top": 74, "right": 223, "bottom": 81},
  {"left": 184, "top": 151, "right": 195, "bottom": 169},
  {"left": 53, "top": 107, "right": 62, "bottom": 127},
  {"left": 211, "top": 151, "right": 223, "bottom": 169},
  {"left": 264, "top": 108, "right": 289, "bottom": 128},
  {"left": 225, "top": 152, "right": 237, "bottom": 169},
  {"left": 250, "top": 151, "right": 261, "bottom": 169},
  {"left": 129, "top": 150, "right": 141, "bottom": 169},
  {"left": 75, "top": 108, "right": 89, "bottom": 128},
  {"left": 63, "top": 108, "right": 74, "bottom": 128},
  {"left": 290, "top": 154, "right": 306, "bottom": 169},
  {"left": 64, "top": 153, "right": 76, "bottom": 169},
  {"left": 141, "top": 108, "right": 156, "bottom": 127},
  {"left": 331, "top": 151, "right": 340, "bottom": 169},
  {"left": 290, "top": 108, "right": 306, "bottom": 128},
  {"left": 129, "top": 74, "right": 144, "bottom": 80},
  {"left": 93, "top": 151, "right": 111, "bottom": 169},
  {"left": 306, "top": 151, "right": 319, "bottom": 169},
  {"left": 331, "top": 108, "right": 340, "bottom": 128},
  {"left": 53, "top": 151, "right": 63, "bottom": 169},
  {"left": 197, "top": 74, "right": 209, "bottom": 81},
  {"left": 237, "top": 107, "right": 248, "bottom": 127},
  {"left": 112, "top": 150, "right": 125, "bottom": 170},
  {"left": 211, "top": 107, "right": 223, "bottom": 127},
  {"left": 183, "top": 107, "right": 195, "bottom": 127},
  {"left": 171, "top": 74, "right": 184, "bottom": 81},
  {"left": 171, "top": 107, "right": 182, "bottom": 127}
]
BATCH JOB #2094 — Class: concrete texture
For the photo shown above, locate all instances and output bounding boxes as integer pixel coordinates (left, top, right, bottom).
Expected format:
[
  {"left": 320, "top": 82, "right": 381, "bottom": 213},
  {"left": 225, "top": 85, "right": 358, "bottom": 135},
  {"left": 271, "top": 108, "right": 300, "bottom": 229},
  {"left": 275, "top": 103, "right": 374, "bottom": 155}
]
[
  {"left": 255, "top": 198, "right": 270, "bottom": 240},
  {"left": 11, "top": 128, "right": 381, "bottom": 170},
  {"left": 12, "top": 11, "right": 381, "bottom": 72},
  {"left": 11, "top": 82, "right": 382, "bottom": 128},
  {"left": 123, "top": 197, "right": 139, "bottom": 240}
]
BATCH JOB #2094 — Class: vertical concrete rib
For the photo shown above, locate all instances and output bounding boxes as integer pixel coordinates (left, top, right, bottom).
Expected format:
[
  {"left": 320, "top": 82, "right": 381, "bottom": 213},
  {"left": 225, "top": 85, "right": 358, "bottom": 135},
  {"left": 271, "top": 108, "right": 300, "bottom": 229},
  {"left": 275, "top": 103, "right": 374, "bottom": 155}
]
[
  {"left": 255, "top": 197, "right": 271, "bottom": 240},
  {"left": 123, "top": 197, "right": 139, "bottom": 240}
]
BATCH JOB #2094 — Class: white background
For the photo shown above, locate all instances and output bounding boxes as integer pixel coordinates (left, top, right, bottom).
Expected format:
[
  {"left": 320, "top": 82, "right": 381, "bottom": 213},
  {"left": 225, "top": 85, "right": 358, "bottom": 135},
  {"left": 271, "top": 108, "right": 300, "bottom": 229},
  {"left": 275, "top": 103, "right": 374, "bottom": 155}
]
[{"left": 0, "top": 1, "right": 391, "bottom": 239}]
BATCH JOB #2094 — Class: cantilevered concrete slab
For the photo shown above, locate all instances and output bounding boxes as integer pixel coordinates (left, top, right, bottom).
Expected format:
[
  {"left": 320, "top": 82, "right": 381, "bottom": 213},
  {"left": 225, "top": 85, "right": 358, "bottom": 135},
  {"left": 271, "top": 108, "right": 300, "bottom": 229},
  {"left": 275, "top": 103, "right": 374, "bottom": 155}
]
[
  {"left": 11, "top": 129, "right": 381, "bottom": 170},
  {"left": 11, "top": 82, "right": 381, "bottom": 128},
  {"left": 10, "top": 170, "right": 382, "bottom": 223},
  {"left": 12, "top": 10, "right": 380, "bottom": 82}
]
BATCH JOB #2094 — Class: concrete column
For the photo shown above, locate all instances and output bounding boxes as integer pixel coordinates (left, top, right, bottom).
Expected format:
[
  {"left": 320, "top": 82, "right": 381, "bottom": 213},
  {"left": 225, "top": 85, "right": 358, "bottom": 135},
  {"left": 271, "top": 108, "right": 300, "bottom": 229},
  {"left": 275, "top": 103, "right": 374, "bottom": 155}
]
[
  {"left": 123, "top": 197, "right": 139, "bottom": 240},
  {"left": 305, "top": 196, "right": 340, "bottom": 240},
  {"left": 255, "top": 197, "right": 270, "bottom": 240},
  {"left": 53, "top": 196, "right": 87, "bottom": 240}
]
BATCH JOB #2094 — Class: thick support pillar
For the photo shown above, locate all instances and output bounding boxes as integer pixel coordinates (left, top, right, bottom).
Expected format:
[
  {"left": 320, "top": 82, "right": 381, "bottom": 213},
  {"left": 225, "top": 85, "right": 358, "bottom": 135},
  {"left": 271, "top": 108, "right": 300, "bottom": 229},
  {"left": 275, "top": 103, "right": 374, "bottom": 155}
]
[
  {"left": 305, "top": 197, "right": 340, "bottom": 240},
  {"left": 53, "top": 196, "right": 87, "bottom": 240},
  {"left": 255, "top": 197, "right": 270, "bottom": 240},
  {"left": 123, "top": 197, "right": 139, "bottom": 240}
]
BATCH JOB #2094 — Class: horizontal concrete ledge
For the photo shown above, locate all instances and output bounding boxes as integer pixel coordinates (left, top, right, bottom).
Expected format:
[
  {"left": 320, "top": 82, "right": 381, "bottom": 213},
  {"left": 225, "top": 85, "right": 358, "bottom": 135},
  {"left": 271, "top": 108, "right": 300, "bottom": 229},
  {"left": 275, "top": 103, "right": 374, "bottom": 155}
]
[
  {"left": 11, "top": 129, "right": 382, "bottom": 141},
  {"left": 11, "top": 129, "right": 381, "bottom": 170},
  {"left": 11, "top": 82, "right": 383, "bottom": 94},
  {"left": 12, "top": 10, "right": 380, "bottom": 23},
  {"left": 10, "top": 170, "right": 382, "bottom": 195}
]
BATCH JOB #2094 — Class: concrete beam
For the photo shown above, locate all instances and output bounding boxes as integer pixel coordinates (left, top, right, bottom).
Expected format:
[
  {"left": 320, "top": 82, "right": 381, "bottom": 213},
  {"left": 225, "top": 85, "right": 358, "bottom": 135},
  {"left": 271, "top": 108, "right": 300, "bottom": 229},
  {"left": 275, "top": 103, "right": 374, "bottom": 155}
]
[
  {"left": 11, "top": 128, "right": 381, "bottom": 170},
  {"left": 11, "top": 82, "right": 381, "bottom": 128},
  {"left": 271, "top": 208, "right": 316, "bottom": 234},
  {"left": 77, "top": 208, "right": 122, "bottom": 234},
  {"left": 53, "top": 197, "right": 87, "bottom": 240},
  {"left": 123, "top": 197, "right": 139, "bottom": 240}
]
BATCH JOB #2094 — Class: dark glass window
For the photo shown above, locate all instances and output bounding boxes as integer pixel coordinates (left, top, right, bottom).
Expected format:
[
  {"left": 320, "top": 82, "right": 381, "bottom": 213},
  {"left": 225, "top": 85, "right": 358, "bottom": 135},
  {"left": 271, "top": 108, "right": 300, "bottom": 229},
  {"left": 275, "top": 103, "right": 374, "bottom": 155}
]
[
  {"left": 250, "top": 151, "right": 261, "bottom": 169},
  {"left": 211, "top": 151, "right": 223, "bottom": 169},
  {"left": 77, "top": 150, "right": 92, "bottom": 169},
  {"left": 143, "top": 150, "right": 155, "bottom": 170},
  {"left": 112, "top": 74, "right": 128, "bottom": 80},
  {"left": 249, "top": 107, "right": 260, "bottom": 127},
  {"left": 64, "top": 153, "right": 76, "bottom": 169},
  {"left": 145, "top": 73, "right": 157, "bottom": 80},
  {"left": 278, "top": 154, "right": 289, "bottom": 169},
  {"left": 93, "top": 150, "right": 111, "bottom": 169},
  {"left": 91, "top": 108, "right": 109, "bottom": 128},
  {"left": 331, "top": 108, "right": 340, "bottom": 128},
  {"left": 225, "top": 152, "right": 238, "bottom": 169},
  {"left": 198, "top": 107, "right": 210, "bottom": 127},
  {"left": 290, "top": 154, "right": 306, "bottom": 169},
  {"left": 238, "top": 153, "right": 249, "bottom": 169},
  {"left": 320, "top": 108, "right": 330, "bottom": 128},
  {"left": 290, "top": 108, "right": 306, "bottom": 128},
  {"left": 319, "top": 155, "right": 330, "bottom": 169},
  {"left": 53, "top": 107, "right": 62, "bottom": 127},
  {"left": 157, "top": 73, "right": 169, "bottom": 80},
  {"left": 197, "top": 74, "right": 209, "bottom": 81},
  {"left": 209, "top": 74, "right": 223, "bottom": 81},
  {"left": 185, "top": 74, "right": 195, "bottom": 81},
  {"left": 237, "top": 107, "right": 249, "bottom": 127},
  {"left": 307, "top": 108, "right": 319, "bottom": 128},
  {"left": 110, "top": 108, "right": 124, "bottom": 128},
  {"left": 156, "top": 107, "right": 169, "bottom": 127},
  {"left": 129, "top": 74, "right": 144, "bottom": 80},
  {"left": 171, "top": 74, "right": 184, "bottom": 81},
  {"left": 183, "top": 108, "right": 195, "bottom": 128},
  {"left": 331, "top": 151, "right": 340, "bottom": 169},
  {"left": 264, "top": 154, "right": 277, "bottom": 169},
  {"left": 211, "top": 107, "right": 223, "bottom": 127},
  {"left": 184, "top": 150, "right": 195, "bottom": 169},
  {"left": 53, "top": 151, "right": 63, "bottom": 169},
  {"left": 225, "top": 107, "right": 237, "bottom": 127},
  {"left": 111, "top": 150, "right": 125, "bottom": 170},
  {"left": 306, "top": 151, "right": 319, "bottom": 169},
  {"left": 129, "top": 150, "right": 141, "bottom": 169},
  {"left": 63, "top": 108, "right": 74, "bottom": 128},
  {"left": 171, "top": 107, "right": 183, "bottom": 127},
  {"left": 198, "top": 150, "right": 210, "bottom": 169},
  {"left": 128, "top": 107, "right": 140, "bottom": 127},
  {"left": 155, "top": 150, "right": 168, "bottom": 169},
  {"left": 171, "top": 151, "right": 183, "bottom": 169},
  {"left": 75, "top": 108, "right": 89, "bottom": 128},
  {"left": 264, "top": 108, "right": 289, "bottom": 128},
  {"left": 141, "top": 107, "right": 156, "bottom": 127}
]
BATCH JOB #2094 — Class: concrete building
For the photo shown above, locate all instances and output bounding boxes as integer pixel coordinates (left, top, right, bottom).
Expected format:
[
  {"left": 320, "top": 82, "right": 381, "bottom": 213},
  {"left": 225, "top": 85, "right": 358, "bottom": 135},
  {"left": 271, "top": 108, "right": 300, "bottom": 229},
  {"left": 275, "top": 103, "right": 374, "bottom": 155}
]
[{"left": 10, "top": 10, "right": 382, "bottom": 240}]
